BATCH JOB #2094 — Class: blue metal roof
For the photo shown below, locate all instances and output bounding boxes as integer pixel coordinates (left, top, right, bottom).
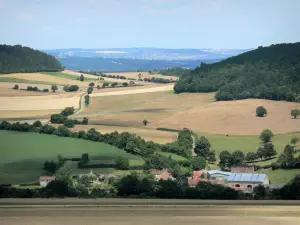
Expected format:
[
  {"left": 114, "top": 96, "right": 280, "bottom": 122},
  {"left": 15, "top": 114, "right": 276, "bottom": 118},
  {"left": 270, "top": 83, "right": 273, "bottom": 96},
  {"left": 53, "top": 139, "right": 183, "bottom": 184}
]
[
  {"left": 227, "top": 173, "right": 267, "bottom": 183},
  {"left": 208, "top": 170, "right": 232, "bottom": 176}
]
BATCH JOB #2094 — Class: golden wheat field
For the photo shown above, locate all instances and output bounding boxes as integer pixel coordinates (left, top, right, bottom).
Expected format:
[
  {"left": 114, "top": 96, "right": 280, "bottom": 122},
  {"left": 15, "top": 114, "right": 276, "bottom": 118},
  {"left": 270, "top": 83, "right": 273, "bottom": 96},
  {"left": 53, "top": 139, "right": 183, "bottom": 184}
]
[{"left": 82, "top": 91, "right": 300, "bottom": 135}]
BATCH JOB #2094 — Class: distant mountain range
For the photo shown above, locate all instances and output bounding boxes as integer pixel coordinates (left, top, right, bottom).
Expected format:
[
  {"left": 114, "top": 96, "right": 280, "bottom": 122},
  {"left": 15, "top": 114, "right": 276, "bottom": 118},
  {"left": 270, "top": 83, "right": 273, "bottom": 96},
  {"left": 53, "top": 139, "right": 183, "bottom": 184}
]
[
  {"left": 42, "top": 47, "right": 251, "bottom": 72},
  {"left": 43, "top": 48, "right": 250, "bottom": 60}
]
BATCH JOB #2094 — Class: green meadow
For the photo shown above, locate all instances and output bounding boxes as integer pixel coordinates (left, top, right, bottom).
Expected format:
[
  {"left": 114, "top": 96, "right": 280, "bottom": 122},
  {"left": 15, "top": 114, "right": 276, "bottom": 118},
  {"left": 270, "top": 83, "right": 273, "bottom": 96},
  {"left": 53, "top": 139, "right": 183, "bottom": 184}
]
[{"left": 0, "top": 130, "right": 143, "bottom": 184}]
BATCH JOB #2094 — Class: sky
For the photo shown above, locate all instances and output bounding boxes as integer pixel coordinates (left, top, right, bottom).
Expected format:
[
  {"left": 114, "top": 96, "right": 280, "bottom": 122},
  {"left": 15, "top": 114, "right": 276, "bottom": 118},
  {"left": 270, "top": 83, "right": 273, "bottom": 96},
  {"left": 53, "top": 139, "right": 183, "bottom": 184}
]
[{"left": 0, "top": 0, "right": 299, "bottom": 49}]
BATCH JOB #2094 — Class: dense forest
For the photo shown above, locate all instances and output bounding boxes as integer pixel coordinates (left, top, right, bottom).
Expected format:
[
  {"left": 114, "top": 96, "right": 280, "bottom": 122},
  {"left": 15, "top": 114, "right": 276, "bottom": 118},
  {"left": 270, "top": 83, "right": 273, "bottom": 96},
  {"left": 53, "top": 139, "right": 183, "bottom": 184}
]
[
  {"left": 174, "top": 43, "right": 300, "bottom": 102},
  {"left": 0, "top": 45, "right": 63, "bottom": 74}
]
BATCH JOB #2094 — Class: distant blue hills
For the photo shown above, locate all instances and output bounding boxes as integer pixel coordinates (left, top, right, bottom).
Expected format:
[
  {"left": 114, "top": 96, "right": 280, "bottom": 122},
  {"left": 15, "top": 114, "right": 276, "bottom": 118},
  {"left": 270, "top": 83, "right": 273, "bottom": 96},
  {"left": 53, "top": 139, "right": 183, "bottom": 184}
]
[{"left": 43, "top": 47, "right": 250, "bottom": 72}]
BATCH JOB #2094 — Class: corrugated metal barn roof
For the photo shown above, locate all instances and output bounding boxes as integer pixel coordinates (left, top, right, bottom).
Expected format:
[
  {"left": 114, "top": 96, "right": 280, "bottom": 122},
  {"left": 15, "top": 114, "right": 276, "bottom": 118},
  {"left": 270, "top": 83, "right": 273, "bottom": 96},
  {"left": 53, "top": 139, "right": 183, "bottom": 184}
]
[
  {"left": 227, "top": 173, "right": 267, "bottom": 183},
  {"left": 208, "top": 170, "right": 232, "bottom": 176}
]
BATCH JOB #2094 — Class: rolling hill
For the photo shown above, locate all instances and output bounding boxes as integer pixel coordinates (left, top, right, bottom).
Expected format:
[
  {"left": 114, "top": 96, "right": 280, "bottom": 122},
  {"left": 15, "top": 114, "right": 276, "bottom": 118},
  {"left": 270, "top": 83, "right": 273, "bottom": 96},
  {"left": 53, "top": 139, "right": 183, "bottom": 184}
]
[
  {"left": 0, "top": 45, "right": 63, "bottom": 74},
  {"left": 174, "top": 42, "right": 300, "bottom": 102}
]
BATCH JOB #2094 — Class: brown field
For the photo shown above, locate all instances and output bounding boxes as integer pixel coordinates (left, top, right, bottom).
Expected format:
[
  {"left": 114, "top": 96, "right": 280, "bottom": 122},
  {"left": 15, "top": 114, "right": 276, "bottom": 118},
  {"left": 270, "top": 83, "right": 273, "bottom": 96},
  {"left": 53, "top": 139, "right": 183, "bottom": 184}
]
[
  {"left": 1, "top": 200, "right": 300, "bottom": 225},
  {"left": 0, "top": 92, "right": 82, "bottom": 116},
  {"left": 0, "top": 73, "right": 97, "bottom": 87},
  {"left": 81, "top": 91, "right": 300, "bottom": 135},
  {"left": 109, "top": 71, "right": 178, "bottom": 81},
  {"left": 69, "top": 124, "right": 178, "bottom": 143},
  {"left": 0, "top": 109, "right": 60, "bottom": 120}
]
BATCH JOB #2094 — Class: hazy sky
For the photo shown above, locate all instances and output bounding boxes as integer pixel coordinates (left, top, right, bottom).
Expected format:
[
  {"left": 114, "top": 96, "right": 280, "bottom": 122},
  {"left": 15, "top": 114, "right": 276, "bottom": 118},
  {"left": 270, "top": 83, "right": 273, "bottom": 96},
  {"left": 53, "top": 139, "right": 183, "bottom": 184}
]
[{"left": 1, "top": 0, "right": 299, "bottom": 49}]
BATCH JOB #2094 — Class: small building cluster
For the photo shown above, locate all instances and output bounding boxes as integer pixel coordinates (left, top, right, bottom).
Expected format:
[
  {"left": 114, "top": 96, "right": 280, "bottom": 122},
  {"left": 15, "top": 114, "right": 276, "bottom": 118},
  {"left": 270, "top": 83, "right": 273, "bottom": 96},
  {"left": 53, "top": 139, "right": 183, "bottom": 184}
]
[{"left": 188, "top": 166, "right": 270, "bottom": 193}]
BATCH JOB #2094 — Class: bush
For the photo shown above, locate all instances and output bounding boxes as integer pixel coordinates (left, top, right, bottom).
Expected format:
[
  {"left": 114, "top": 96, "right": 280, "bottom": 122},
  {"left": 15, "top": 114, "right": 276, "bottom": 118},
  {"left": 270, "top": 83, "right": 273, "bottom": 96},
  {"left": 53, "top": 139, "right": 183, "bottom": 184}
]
[
  {"left": 291, "top": 109, "right": 300, "bottom": 119},
  {"left": 50, "top": 114, "right": 66, "bottom": 124},
  {"left": 82, "top": 117, "right": 88, "bottom": 125},
  {"left": 256, "top": 106, "right": 267, "bottom": 117},
  {"left": 33, "top": 120, "right": 42, "bottom": 127},
  {"left": 12, "top": 84, "right": 19, "bottom": 90},
  {"left": 60, "top": 107, "right": 75, "bottom": 116},
  {"left": 63, "top": 85, "right": 79, "bottom": 92},
  {"left": 63, "top": 119, "right": 77, "bottom": 128},
  {"left": 115, "top": 156, "right": 130, "bottom": 170},
  {"left": 42, "top": 89, "right": 49, "bottom": 92}
]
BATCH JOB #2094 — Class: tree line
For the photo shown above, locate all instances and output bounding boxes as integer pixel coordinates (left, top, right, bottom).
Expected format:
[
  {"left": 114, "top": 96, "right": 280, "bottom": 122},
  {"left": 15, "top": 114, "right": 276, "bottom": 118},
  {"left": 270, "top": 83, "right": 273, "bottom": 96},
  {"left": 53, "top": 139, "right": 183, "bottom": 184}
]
[
  {"left": 1, "top": 171, "right": 300, "bottom": 200},
  {"left": 0, "top": 45, "right": 63, "bottom": 74},
  {"left": 174, "top": 42, "right": 300, "bottom": 103}
]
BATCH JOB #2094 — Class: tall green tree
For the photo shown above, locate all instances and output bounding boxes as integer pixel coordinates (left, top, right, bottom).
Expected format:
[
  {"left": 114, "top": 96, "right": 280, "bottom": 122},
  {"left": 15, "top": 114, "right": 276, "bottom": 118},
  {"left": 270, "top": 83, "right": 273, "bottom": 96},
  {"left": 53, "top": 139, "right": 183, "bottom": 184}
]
[{"left": 194, "top": 136, "right": 211, "bottom": 158}]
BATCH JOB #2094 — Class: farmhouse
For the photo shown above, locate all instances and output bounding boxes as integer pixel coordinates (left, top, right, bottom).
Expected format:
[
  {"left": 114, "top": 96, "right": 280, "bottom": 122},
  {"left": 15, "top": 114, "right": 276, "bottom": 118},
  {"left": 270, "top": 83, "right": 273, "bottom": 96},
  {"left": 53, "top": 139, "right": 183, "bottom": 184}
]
[
  {"left": 188, "top": 170, "right": 218, "bottom": 187},
  {"left": 150, "top": 169, "right": 174, "bottom": 181},
  {"left": 227, "top": 173, "right": 269, "bottom": 192},
  {"left": 39, "top": 176, "right": 56, "bottom": 187}
]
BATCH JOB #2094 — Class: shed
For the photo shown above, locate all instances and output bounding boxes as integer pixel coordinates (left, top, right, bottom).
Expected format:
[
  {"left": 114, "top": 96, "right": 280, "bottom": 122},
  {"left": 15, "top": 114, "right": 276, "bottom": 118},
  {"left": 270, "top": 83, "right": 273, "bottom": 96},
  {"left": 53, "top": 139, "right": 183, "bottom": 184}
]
[{"left": 39, "top": 176, "right": 56, "bottom": 187}]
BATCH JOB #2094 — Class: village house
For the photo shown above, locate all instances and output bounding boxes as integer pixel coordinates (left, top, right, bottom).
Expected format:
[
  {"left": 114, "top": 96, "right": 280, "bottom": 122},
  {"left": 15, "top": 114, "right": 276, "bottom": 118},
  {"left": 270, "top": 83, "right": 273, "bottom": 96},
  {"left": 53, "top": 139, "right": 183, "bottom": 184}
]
[
  {"left": 188, "top": 170, "right": 218, "bottom": 187},
  {"left": 39, "top": 176, "right": 56, "bottom": 187},
  {"left": 150, "top": 169, "right": 174, "bottom": 181}
]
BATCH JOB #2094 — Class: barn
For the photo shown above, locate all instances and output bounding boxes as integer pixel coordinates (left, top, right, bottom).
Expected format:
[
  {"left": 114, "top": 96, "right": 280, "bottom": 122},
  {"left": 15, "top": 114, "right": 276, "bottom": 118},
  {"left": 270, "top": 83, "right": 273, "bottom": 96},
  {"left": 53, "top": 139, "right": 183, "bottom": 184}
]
[{"left": 227, "top": 173, "right": 269, "bottom": 192}]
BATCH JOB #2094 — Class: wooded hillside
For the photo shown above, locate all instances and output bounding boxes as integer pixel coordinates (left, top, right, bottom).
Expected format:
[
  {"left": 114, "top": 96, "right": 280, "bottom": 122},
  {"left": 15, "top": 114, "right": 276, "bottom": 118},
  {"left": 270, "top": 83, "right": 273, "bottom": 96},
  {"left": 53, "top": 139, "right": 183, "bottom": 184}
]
[
  {"left": 174, "top": 42, "right": 300, "bottom": 102},
  {"left": 0, "top": 45, "right": 63, "bottom": 74}
]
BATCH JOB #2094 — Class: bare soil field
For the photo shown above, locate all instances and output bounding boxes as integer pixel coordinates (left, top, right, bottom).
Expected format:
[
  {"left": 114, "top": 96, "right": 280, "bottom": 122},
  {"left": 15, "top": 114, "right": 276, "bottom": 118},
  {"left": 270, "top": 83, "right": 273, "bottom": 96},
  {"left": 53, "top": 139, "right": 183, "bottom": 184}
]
[
  {"left": 70, "top": 125, "right": 178, "bottom": 143},
  {"left": 0, "top": 203, "right": 299, "bottom": 225},
  {"left": 0, "top": 92, "right": 81, "bottom": 113},
  {"left": 0, "top": 73, "right": 95, "bottom": 87},
  {"left": 82, "top": 90, "right": 300, "bottom": 135}
]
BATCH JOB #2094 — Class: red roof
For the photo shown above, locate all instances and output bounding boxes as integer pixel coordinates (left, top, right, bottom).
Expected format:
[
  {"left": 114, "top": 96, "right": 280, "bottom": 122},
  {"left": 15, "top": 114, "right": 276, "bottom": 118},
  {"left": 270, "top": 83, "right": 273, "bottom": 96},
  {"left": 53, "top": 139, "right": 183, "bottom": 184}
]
[
  {"left": 160, "top": 172, "right": 171, "bottom": 180},
  {"left": 193, "top": 170, "right": 206, "bottom": 178},
  {"left": 188, "top": 177, "right": 219, "bottom": 187},
  {"left": 40, "top": 176, "right": 56, "bottom": 181}
]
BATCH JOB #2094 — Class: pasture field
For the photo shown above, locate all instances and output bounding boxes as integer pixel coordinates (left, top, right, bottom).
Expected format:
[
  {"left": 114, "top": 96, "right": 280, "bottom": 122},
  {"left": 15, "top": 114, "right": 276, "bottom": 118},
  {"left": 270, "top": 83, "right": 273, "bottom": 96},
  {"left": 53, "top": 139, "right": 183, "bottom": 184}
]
[
  {"left": 196, "top": 132, "right": 300, "bottom": 159},
  {"left": 0, "top": 130, "right": 143, "bottom": 184},
  {"left": 0, "top": 205, "right": 300, "bottom": 225},
  {"left": 266, "top": 169, "right": 300, "bottom": 184}
]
